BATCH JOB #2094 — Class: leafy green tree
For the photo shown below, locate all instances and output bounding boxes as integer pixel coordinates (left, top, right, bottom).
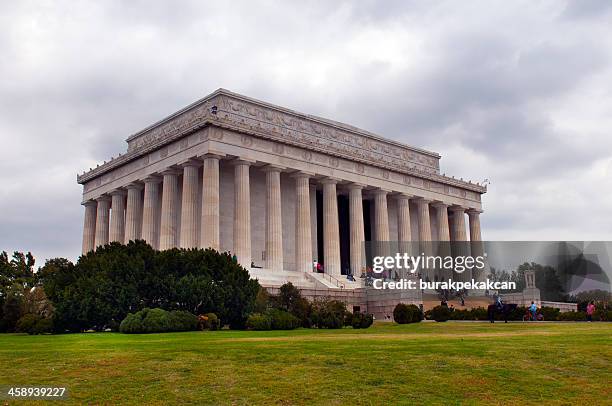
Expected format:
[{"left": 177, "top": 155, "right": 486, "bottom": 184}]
[
  {"left": 46, "top": 241, "right": 260, "bottom": 332},
  {"left": 517, "top": 262, "right": 565, "bottom": 301}
]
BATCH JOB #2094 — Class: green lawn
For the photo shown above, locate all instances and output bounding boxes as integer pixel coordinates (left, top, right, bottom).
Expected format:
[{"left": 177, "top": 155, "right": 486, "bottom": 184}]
[{"left": 0, "top": 322, "right": 610, "bottom": 405}]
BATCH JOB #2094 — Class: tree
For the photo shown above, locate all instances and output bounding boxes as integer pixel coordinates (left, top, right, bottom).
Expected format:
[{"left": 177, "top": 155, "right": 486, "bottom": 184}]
[
  {"left": 0, "top": 251, "right": 36, "bottom": 332},
  {"left": 517, "top": 262, "right": 565, "bottom": 301},
  {"left": 46, "top": 241, "right": 260, "bottom": 332}
]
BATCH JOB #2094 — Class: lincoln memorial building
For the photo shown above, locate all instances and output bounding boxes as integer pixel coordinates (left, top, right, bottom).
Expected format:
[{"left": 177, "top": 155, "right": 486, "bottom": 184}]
[{"left": 77, "top": 89, "right": 487, "bottom": 314}]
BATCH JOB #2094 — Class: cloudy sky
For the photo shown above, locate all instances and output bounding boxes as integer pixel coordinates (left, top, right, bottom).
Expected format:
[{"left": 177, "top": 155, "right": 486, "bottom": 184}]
[{"left": 1, "top": 0, "right": 611, "bottom": 265}]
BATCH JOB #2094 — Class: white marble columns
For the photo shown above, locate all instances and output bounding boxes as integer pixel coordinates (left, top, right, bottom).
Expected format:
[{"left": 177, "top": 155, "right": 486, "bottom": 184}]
[
  {"left": 295, "top": 173, "right": 313, "bottom": 273},
  {"left": 450, "top": 207, "right": 467, "bottom": 242},
  {"left": 142, "top": 177, "right": 161, "bottom": 249},
  {"left": 433, "top": 202, "right": 451, "bottom": 280},
  {"left": 310, "top": 184, "right": 318, "bottom": 262},
  {"left": 94, "top": 196, "right": 111, "bottom": 248},
  {"left": 348, "top": 184, "right": 365, "bottom": 276},
  {"left": 434, "top": 202, "right": 450, "bottom": 242},
  {"left": 468, "top": 209, "right": 485, "bottom": 282},
  {"left": 233, "top": 160, "right": 252, "bottom": 267},
  {"left": 450, "top": 206, "right": 469, "bottom": 281},
  {"left": 416, "top": 198, "right": 432, "bottom": 244},
  {"left": 109, "top": 191, "right": 126, "bottom": 243},
  {"left": 124, "top": 183, "right": 143, "bottom": 243},
  {"left": 396, "top": 194, "right": 412, "bottom": 243},
  {"left": 80, "top": 153, "right": 485, "bottom": 282},
  {"left": 81, "top": 201, "right": 97, "bottom": 254},
  {"left": 374, "top": 190, "right": 390, "bottom": 242},
  {"left": 180, "top": 161, "right": 200, "bottom": 248},
  {"left": 201, "top": 155, "right": 221, "bottom": 250},
  {"left": 159, "top": 170, "right": 180, "bottom": 250},
  {"left": 322, "top": 178, "right": 341, "bottom": 276},
  {"left": 264, "top": 166, "right": 283, "bottom": 271}
]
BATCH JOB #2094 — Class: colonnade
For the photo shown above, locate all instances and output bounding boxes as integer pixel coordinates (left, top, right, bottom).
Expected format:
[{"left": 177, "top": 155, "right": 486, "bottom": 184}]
[{"left": 82, "top": 156, "right": 483, "bottom": 277}]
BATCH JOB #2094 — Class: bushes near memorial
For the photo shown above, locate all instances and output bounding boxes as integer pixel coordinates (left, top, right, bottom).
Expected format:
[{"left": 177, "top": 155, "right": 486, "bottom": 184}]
[
  {"left": 430, "top": 305, "right": 451, "bottom": 322},
  {"left": 246, "top": 285, "right": 373, "bottom": 330},
  {"left": 351, "top": 312, "right": 374, "bottom": 329},
  {"left": 44, "top": 241, "right": 260, "bottom": 331},
  {"left": 393, "top": 303, "right": 422, "bottom": 324},
  {"left": 119, "top": 308, "right": 198, "bottom": 334}
]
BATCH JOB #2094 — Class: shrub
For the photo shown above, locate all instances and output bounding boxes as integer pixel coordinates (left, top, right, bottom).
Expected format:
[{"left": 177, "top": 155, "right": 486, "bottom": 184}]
[
  {"left": 169, "top": 310, "right": 199, "bottom": 331},
  {"left": 471, "top": 307, "right": 488, "bottom": 320},
  {"left": 270, "top": 283, "right": 313, "bottom": 327},
  {"left": 430, "top": 305, "right": 451, "bottom": 322},
  {"left": 119, "top": 308, "right": 198, "bottom": 334},
  {"left": 268, "top": 309, "right": 301, "bottom": 330},
  {"left": 254, "top": 288, "right": 271, "bottom": 313},
  {"left": 310, "top": 299, "right": 347, "bottom": 329},
  {"left": 393, "top": 303, "right": 422, "bottom": 324},
  {"left": 33, "top": 318, "right": 54, "bottom": 334},
  {"left": 16, "top": 314, "right": 41, "bottom": 334},
  {"left": 595, "top": 310, "right": 612, "bottom": 321},
  {"left": 200, "top": 313, "right": 221, "bottom": 331},
  {"left": 539, "top": 306, "right": 560, "bottom": 321},
  {"left": 48, "top": 242, "right": 260, "bottom": 332},
  {"left": 351, "top": 313, "right": 374, "bottom": 329},
  {"left": 119, "top": 313, "right": 144, "bottom": 333},
  {"left": 449, "top": 309, "right": 472, "bottom": 320},
  {"left": 246, "top": 313, "right": 272, "bottom": 330},
  {"left": 141, "top": 308, "right": 171, "bottom": 333},
  {"left": 558, "top": 311, "right": 586, "bottom": 321}
]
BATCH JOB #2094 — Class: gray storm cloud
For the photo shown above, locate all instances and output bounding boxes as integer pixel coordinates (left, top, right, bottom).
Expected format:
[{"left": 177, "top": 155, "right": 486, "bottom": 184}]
[{"left": 0, "top": 0, "right": 611, "bottom": 263}]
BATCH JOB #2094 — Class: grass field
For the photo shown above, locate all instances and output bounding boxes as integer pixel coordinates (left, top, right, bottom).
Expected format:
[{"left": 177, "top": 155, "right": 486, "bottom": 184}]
[{"left": 0, "top": 322, "right": 610, "bottom": 405}]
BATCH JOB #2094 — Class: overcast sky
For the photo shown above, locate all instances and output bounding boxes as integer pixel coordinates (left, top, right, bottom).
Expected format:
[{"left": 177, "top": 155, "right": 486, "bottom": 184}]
[{"left": 1, "top": 0, "right": 611, "bottom": 265}]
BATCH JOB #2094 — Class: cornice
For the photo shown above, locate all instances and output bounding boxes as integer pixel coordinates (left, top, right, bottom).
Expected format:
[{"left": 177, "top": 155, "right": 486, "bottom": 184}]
[{"left": 77, "top": 89, "right": 486, "bottom": 194}]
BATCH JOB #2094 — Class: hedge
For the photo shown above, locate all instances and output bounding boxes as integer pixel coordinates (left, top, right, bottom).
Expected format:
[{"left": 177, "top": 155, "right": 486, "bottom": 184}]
[
  {"left": 351, "top": 313, "right": 374, "bottom": 329},
  {"left": 393, "top": 303, "right": 422, "bottom": 324},
  {"left": 245, "top": 309, "right": 300, "bottom": 330},
  {"left": 119, "top": 308, "right": 198, "bottom": 334}
]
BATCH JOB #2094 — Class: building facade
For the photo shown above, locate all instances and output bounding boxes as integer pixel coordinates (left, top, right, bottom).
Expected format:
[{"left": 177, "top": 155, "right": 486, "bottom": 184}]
[{"left": 77, "top": 89, "right": 487, "bottom": 313}]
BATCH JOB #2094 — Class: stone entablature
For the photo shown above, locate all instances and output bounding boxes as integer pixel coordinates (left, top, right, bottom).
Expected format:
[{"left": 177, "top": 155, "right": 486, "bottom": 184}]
[
  {"left": 80, "top": 126, "right": 483, "bottom": 208},
  {"left": 77, "top": 89, "right": 486, "bottom": 196}
]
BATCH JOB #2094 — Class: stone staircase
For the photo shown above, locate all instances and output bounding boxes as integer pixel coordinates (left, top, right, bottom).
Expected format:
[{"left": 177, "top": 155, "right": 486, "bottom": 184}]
[{"left": 247, "top": 268, "right": 316, "bottom": 289}]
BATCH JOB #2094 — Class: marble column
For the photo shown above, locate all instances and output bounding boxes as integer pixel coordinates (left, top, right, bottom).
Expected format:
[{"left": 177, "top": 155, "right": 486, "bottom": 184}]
[
  {"left": 434, "top": 202, "right": 450, "bottom": 242},
  {"left": 373, "top": 190, "right": 390, "bottom": 242},
  {"left": 416, "top": 198, "right": 432, "bottom": 244},
  {"left": 450, "top": 206, "right": 469, "bottom": 281},
  {"left": 433, "top": 202, "right": 451, "bottom": 280},
  {"left": 295, "top": 173, "right": 313, "bottom": 273},
  {"left": 81, "top": 201, "right": 97, "bottom": 254},
  {"left": 94, "top": 196, "right": 111, "bottom": 249},
  {"left": 468, "top": 209, "right": 485, "bottom": 282},
  {"left": 416, "top": 198, "right": 432, "bottom": 279},
  {"left": 396, "top": 194, "right": 412, "bottom": 243},
  {"left": 397, "top": 194, "right": 413, "bottom": 278},
  {"left": 142, "top": 176, "right": 161, "bottom": 249},
  {"left": 159, "top": 170, "right": 180, "bottom": 250},
  {"left": 450, "top": 207, "right": 467, "bottom": 242},
  {"left": 468, "top": 209, "right": 482, "bottom": 243},
  {"left": 322, "top": 178, "right": 341, "bottom": 276},
  {"left": 180, "top": 161, "right": 200, "bottom": 248},
  {"left": 233, "top": 160, "right": 252, "bottom": 267},
  {"left": 124, "top": 183, "right": 143, "bottom": 243},
  {"left": 109, "top": 191, "right": 126, "bottom": 243},
  {"left": 264, "top": 166, "right": 283, "bottom": 271},
  {"left": 201, "top": 155, "right": 221, "bottom": 250},
  {"left": 348, "top": 184, "right": 365, "bottom": 277},
  {"left": 310, "top": 184, "right": 318, "bottom": 263}
]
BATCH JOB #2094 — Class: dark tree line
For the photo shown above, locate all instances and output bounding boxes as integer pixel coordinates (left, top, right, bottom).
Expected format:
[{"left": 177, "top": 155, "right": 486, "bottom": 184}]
[{"left": 2, "top": 241, "right": 261, "bottom": 332}]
